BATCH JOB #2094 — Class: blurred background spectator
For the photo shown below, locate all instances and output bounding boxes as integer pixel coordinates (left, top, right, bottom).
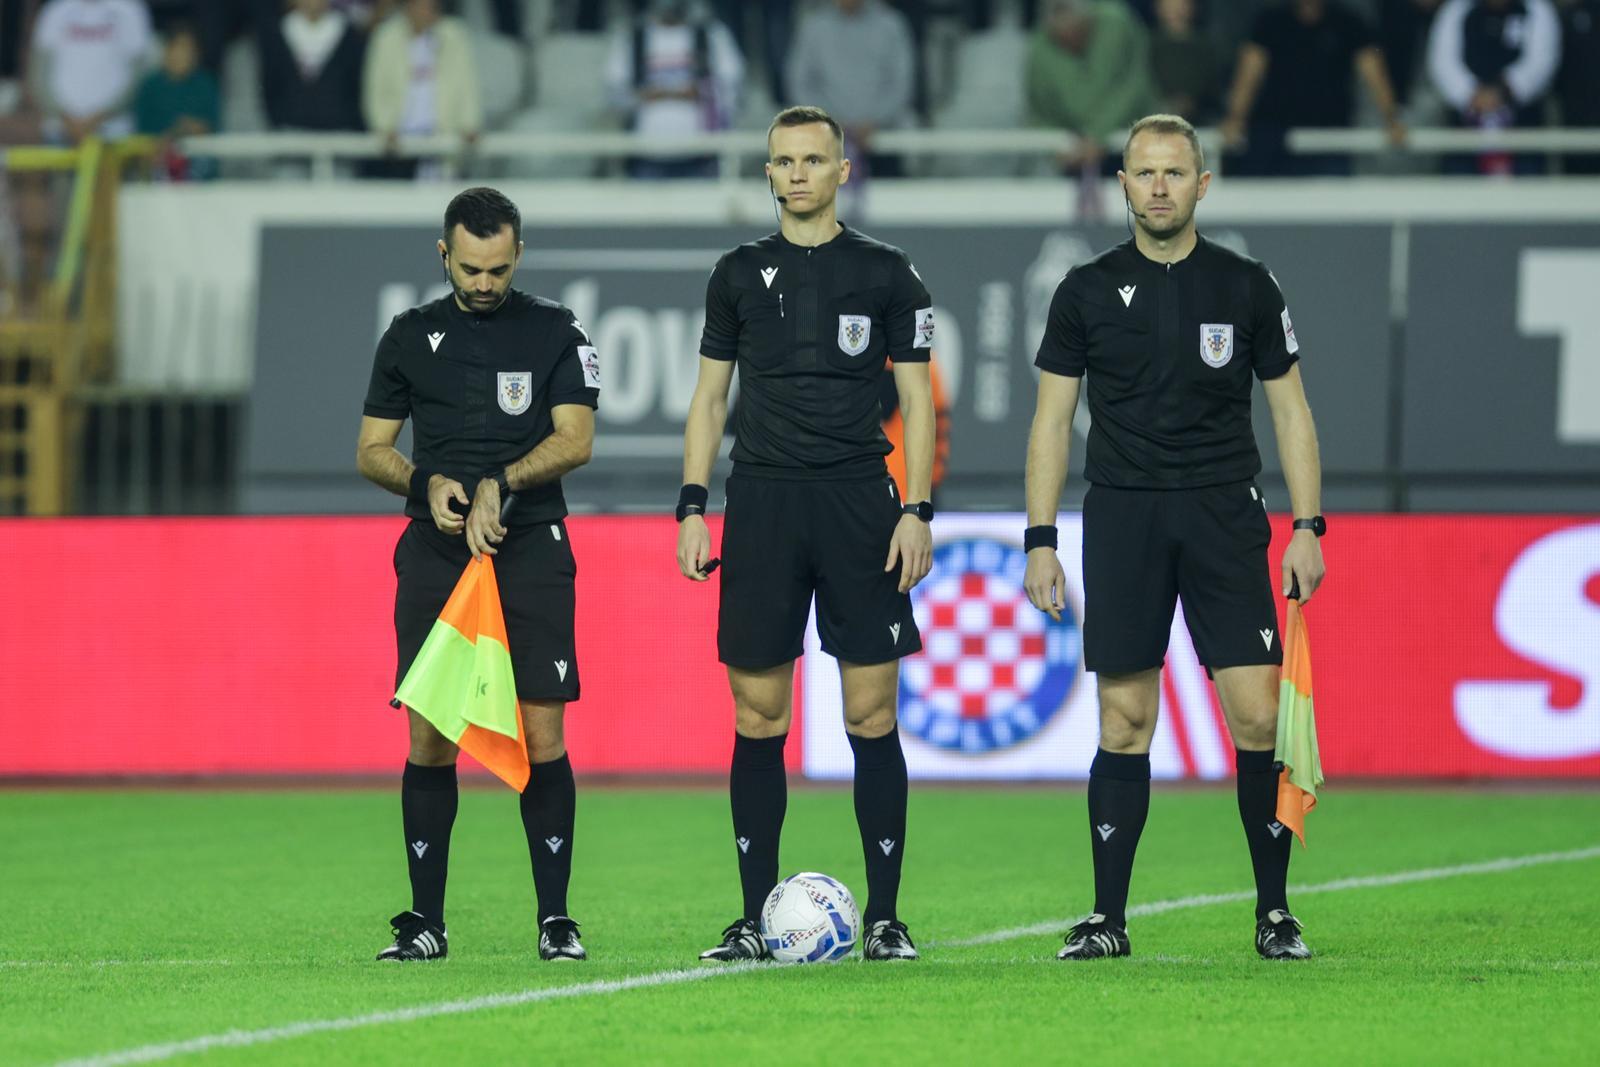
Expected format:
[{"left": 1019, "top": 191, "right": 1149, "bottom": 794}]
[
  {"left": 1025, "top": 0, "right": 1156, "bottom": 176},
  {"left": 1149, "top": 0, "right": 1226, "bottom": 124},
  {"left": 605, "top": 0, "right": 742, "bottom": 180},
  {"left": 134, "top": 20, "right": 218, "bottom": 179},
  {"left": 362, "top": 0, "right": 481, "bottom": 180},
  {"left": 1223, "top": 0, "right": 1406, "bottom": 176},
  {"left": 788, "top": 0, "right": 916, "bottom": 178},
  {"left": 261, "top": 0, "right": 367, "bottom": 134},
  {"left": 1428, "top": 0, "right": 1561, "bottom": 175},
  {"left": 1378, "top": 0, "right": 1446, "bottom": 107},
  {"left": 1556, "top": 0, "right": 1600, "bottom": 173},
  {"left": 29, "top": 0, "right": 153, "bottom": 143},
  {"left": 711, "top": 0, "right": 793, "bottom": 105}
]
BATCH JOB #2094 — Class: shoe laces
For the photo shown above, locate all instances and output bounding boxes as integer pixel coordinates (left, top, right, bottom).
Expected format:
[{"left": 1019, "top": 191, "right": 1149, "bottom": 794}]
[
  {"left": 390, "top": 912, "right": 433, "bottom": 943},
  {"left": 1066, "top": 913, "right": 1112, "bottom": 940},
  {"left": 872, "top": 920, "right": 912, "bottom": 948},
  {"left": 542, "top": 916, "right": 581, "bottom": 945},
  {"left": 1262, "top": 910, "right": 1303, "bottom": 940},
  {"left": 720, "top": 919, "right": 759, "bottom": 946}
]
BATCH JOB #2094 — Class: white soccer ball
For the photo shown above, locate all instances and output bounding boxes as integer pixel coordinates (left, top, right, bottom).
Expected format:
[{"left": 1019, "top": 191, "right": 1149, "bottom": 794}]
[{"left": 760, "top": 872, "right": 861, "bottom": 963}]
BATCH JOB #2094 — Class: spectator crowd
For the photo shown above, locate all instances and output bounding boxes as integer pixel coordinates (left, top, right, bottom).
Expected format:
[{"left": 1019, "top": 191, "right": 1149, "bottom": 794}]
[{"left": 0, "top": 0, "right": 1597, "bottom": 179}]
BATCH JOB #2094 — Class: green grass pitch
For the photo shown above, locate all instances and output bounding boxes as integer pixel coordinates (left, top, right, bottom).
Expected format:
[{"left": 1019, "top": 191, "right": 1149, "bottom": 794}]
[{"left": 4, "top": 786, "right": 1598, "bottom": 1065}]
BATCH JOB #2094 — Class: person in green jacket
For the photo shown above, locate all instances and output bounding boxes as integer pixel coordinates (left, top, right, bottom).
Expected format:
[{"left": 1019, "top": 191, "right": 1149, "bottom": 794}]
[
  {"left": 134, "top": 23, "right": 220, "bottom": 181},
  {"left": 1025, "top": 0, "right": 1159, "bottom": 175}
]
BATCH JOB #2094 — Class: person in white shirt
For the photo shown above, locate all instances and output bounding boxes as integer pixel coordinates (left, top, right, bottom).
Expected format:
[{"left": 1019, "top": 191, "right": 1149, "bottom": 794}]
[
  {"left": 29, "top": 0, "right": 152, "bottom": 143},
  {"left": 605, "top": 0, "right": 744, "bottom": 179},
  {"left": 362, "top": 0, "right": 481, "bottom": 179}
]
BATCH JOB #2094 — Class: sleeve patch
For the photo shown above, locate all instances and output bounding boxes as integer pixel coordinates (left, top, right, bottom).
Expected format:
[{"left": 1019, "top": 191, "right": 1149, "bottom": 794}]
[
  {"left": 914, "top": 307, "right": 935, "bottom": 349},
  {"left": 579, "top": 345, "right": 601, "bottom": 390},
  {"left": 1281, "top": 306, "right": 1299, "bottom": 355}
]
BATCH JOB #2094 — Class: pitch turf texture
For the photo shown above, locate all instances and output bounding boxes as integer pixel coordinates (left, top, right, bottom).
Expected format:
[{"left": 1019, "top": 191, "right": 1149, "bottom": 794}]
[{"left": 5, "top": 787, "right": 1597, "bottom": 1066}]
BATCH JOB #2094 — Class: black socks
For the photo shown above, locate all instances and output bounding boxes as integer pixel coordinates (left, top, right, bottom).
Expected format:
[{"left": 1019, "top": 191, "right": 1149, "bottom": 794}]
[
  {"left": 1086, "top": 748, "right": 1151, "bottom": 926},
  {"left": 1236, "top": 747, "right": 1292, "bottom": 918},
  {"left": 401, "top": 761, "right": 459, "bottom": 925},
  {"left": 729, "top": 732, "right": 788, "bottom": 922},
  {"left": 847, "top": 728, "right": 909, "bottom": 926},
  {"left": 519, "top": 753, "right": 577, "bottom": 923}
]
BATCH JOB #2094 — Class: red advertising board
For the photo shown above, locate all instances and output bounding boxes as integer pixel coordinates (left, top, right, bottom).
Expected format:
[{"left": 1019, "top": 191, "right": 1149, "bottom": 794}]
[{"left": 1, "top": 515, "right": 1596, "bottom": 779}]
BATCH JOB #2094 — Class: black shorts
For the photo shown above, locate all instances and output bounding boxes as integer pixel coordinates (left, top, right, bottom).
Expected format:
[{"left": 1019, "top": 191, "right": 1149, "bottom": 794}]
[
  {"left": 717, "top": 473, "right": 923, "bottom": 670},
  {"left": 1081, "top": 481, "right": 1281, "bottom": 675},
  {"left": 393, "top": 518, "right": 580, "bottom": 702}
]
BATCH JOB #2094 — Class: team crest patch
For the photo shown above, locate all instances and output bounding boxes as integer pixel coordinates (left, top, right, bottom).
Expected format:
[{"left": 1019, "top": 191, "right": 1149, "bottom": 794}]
[
  {"left": 1200, "top": 323, "right": 1234, "bottom": 368},
  {"left": 578, "top": 345, "right": 601, "bottom": 390},
  {"left": 898, "top": 539, "right": 1081, "bottom": 754},
  {"left": 837, "top": 315, "right": 871, "bottom": 357},
  {"left": 497, "top": 371, "right": 532, "bottom": 415},
  {"left": 914, "top": 307, "right": 935, "bottom": 349}
]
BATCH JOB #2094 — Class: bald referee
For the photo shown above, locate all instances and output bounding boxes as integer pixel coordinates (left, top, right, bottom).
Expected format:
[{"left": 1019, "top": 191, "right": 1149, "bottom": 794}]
[
  {"left": 678, "top": 105, "right": 936, "bottom": 963},
  {"left": 1023, "top": 114, "right": 1326, "bottom": 961}
]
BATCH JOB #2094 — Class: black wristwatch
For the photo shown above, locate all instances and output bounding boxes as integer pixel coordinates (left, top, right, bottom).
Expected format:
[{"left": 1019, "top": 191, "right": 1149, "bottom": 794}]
[
  {"left": 493, "top": 468, "right": 512, "bottom": 496},
  {"left": 902, "top": 501, "right": 934, "bottom": 522},
  {"left": 1292, "top": 515, "right": 1326, "bottom": 537}
]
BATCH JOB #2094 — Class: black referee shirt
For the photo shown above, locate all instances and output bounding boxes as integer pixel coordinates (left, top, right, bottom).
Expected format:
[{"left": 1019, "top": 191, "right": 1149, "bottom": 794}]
[
  {"left": 363, "top": 289, "right": 600, "bottom": 525},
  {"left": 699, "top": 225, "right": 934, "bottom": 479},
  {"left": 1035, "top": 235, "right": 1300, "bottom": 489}
]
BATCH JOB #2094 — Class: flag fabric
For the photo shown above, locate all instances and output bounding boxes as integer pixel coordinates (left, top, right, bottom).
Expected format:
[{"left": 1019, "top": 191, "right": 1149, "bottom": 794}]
[
  {"left": 394, "top": 556, "right": 530, "bottom": 792},
  {"left": 1274, "top": 598, "right": 1324, "bottom": 846}
]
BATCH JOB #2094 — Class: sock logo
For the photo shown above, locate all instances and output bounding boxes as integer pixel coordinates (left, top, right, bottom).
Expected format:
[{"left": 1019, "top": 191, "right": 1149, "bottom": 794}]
[
  {"left": 544, "top": 836, "right": 565, "bottom": 854},
  {"left": 1259, "top": 628, "right": 1275, "bottom": 650},
  {"left": 889, "top": 622, "right": 902, "bottom": 644},
  {"left": 736, "top": 836, "right": 751, "bottom": 854},
  {"left": 411, "top": 840, "right": 429, "bottom": 858},
  {"left": 1266, "top": 821, "right": 1285, "bottom": 839},
  {"left": 1095, "top": 823, "right": 1116, "bottom": 842},
  {"left": 878, "top": 838, "right": 897, "bottom": 856},
  {"left": 554, "top": 659, "right": 568, "bottom": 681}
]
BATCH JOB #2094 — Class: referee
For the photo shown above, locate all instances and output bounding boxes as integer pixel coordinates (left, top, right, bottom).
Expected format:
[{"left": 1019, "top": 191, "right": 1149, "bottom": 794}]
[
  {"left": 1023, "top": 115, "right": 1327, "bottom": 961},
  {"left": 357, "top": 187, "right": 600, "bottom": 963},
  {"left": 678, "top": 106, "right": 936, "bottom": 962}
]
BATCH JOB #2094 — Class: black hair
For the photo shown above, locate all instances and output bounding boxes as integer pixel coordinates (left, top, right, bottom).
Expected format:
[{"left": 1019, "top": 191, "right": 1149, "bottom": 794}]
[{"left": 442, "top": 186, "right": 521, "bottom": 249}]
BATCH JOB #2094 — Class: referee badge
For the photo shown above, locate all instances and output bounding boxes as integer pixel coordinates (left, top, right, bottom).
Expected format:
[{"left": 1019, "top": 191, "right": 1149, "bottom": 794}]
[
  {"left": 497, "top": 371, "right": 532, "bottom": 415},
  {"left": 1200, "top": 323, "right": 1234, "bottom": 368},
  {"left": 837, "top": 315, "right": 871, "bottom": 357}
]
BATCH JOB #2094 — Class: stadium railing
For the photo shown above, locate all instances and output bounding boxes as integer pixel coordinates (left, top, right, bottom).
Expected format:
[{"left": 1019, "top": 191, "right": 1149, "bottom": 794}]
[{"left": 168, "top": 126, "right": 1600, "bottom": 182}]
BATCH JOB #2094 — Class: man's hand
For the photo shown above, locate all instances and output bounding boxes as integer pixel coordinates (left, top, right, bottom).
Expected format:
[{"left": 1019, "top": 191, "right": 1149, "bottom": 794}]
[
  {"left": 677, "top": 514, "right": 713, "bottom": 581},
  {"left": 1023, "top": 547, "right": 1067, "bottom": 621},
  {"left": 1385, "top": 115, "right": 1408, "bottom": 147},
  {"left": 884, "top": 514, "right": 932, "bottom": 594},
  {"left": 464, "top": 478, "right": 506, "bottom": 559},
  {"left": 1282, "top": 529, "right": 1326, "bottom": 603},
  {"left": 1469, "top": 84, "right": 1506, "bottom": 115},
  {"left": 1221, "top": 114, "right": 1247, "bottom": 149},
  {"left": 427, "top": 474, "right": 468, "bottom": 535}
]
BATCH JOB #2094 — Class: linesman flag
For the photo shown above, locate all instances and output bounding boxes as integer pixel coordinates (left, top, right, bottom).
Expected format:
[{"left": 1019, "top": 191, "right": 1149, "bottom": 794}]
[
  {"left": 393, "top": 557, "right": 530, "bottom": 792},
  {"left": 1274, "top": 598, "right": 1324, "bottom": 846}
]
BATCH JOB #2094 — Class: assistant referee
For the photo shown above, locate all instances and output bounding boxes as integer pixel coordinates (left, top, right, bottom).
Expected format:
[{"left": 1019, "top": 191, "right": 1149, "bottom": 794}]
[
  {"left": 1023, "top": 115, "right": 1327, "bottom": 962},
  {"left": 357, "top": 187, "right": 599, "bottom": 964},
  {"left": 678, "top": 106, "right": 937, "bottom": 963}
]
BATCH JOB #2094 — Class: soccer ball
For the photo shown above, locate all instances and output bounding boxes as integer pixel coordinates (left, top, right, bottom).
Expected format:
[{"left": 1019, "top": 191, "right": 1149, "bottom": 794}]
[{"left": 760, "top": 872, "right": 861, "bottom": 963}]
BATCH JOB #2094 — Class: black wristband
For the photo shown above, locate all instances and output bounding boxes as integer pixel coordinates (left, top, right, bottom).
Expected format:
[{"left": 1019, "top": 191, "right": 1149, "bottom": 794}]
[
  {"left": 676, "top": 483, "right": 709, "bottom": 522},
  {"left": 1023, "top": 525, "right": 1058, "bottom": 552},
  {"left": 408, "top": 467, "right": 439, "bottom": 503}
]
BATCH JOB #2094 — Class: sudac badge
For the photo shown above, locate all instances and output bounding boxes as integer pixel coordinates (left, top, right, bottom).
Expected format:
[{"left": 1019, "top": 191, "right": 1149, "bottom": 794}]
[
  {"left": 1200, "top": 323, "right": 1234, "bottom": 368},
  {"left": 497, "top": 371, "right": 532, "bottom": 415},
  {"left": 837, "top": 315, "right": 871, "bottom": 357}
]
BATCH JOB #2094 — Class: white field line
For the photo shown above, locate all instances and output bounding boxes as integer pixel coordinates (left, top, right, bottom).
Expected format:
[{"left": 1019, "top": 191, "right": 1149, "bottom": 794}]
[
  {"left": 940, "top": 843, "right": 1600, "bottom": 947},
  {"left": 49, "top": 844, "right": 1600, "bottom": 1067}
]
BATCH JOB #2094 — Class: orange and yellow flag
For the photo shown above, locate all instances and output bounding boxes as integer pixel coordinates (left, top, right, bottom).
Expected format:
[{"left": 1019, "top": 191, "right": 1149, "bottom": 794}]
[
  {"left": 1274, "top": 598, "right": 1324, "bottom": 846},
  {"left": 394, "top": 557, "right": 530, "bottom": 792}
]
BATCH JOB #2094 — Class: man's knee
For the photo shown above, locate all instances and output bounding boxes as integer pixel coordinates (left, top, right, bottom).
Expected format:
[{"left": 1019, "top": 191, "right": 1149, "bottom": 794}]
[
  {"left": 407, "top": 711, "right": 458, "bottom": 765},
  {"left": 1096, "top": 670, "right": 1160, "bottom": 752},
  {"left": 521, "top": 702, "right": 566, "bottom": 763},
  {"left": 730, "top": 663, "right": 794, "bottom": 738}
]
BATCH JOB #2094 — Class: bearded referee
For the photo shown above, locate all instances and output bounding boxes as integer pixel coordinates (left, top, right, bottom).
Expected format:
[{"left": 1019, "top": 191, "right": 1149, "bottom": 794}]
[
  {"left": 677, "top": 106, "right": 936, "bottom": 962},
  {"left": 357, "top": 188, "right": 599, "bottom": 963},
  {"left": 1023, "top": 115, "right": 1327, "bottom": 961}
]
